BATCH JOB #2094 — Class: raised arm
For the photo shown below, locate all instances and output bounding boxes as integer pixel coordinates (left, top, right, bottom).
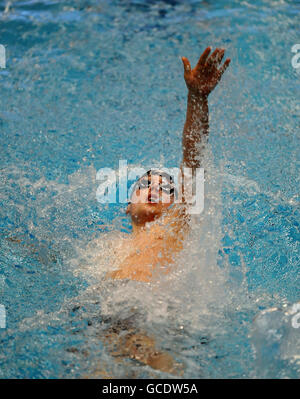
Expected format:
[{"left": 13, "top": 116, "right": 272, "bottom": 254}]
[{"left": 181, "top": 47, "right": 230, "bottom": 169}]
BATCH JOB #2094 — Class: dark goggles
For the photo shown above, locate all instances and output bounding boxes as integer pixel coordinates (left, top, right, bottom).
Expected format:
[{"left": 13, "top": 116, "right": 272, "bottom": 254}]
[
  {"left": 130, "top": 170, "right": 178, "bottom": 200},
  {"left": 137, "top": 177, "right": 176, "bottom": 195}
]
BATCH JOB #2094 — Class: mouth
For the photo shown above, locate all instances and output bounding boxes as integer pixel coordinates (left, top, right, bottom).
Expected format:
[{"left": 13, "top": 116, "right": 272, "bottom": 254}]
[{"left": 147, "top": 193, "right": 159, "bottom": 203}]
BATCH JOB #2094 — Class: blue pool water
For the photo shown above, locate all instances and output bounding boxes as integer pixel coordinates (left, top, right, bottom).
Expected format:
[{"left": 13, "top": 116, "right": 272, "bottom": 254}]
[{"left": 0, "top": 0, "right": 299, "bottom": 378}]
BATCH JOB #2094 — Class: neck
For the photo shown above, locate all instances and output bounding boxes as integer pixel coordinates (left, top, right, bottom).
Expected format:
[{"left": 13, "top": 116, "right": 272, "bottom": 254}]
[
  {"left": 131, "top": 222, "right": 143, "bottom": 235},
  {"left": 131, "top": 218, "right": 155, "bottom": 236},
  {"left": 131, "top": 213, "right": 165, "bottom": 236}
]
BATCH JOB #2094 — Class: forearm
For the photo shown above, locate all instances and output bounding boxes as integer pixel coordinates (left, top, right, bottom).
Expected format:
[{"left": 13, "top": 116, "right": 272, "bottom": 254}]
[
  {"left": 182, "top": 91, "right": 209, "bottom": 169},
  {"left": 181, "top": 47, "right": 230, "bottom": 168}
]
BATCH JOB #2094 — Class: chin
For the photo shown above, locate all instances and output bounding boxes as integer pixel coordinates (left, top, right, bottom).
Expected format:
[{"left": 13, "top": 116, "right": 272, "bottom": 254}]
[
  {"left": 131, "top": 203, "right": 163, "bottom": 225},
  {"left": 142, "top": 204, "right": 163, "bottom": 219}
]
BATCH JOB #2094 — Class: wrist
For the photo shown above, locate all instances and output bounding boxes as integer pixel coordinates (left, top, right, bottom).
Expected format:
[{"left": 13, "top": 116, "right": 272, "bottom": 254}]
[{"left": 188, "top": 90, "right": 208, "bottom": 102}]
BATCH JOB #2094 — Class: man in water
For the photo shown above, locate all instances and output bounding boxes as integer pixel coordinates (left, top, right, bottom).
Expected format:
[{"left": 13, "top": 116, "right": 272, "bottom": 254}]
[
  {"left": 107, "top": 47, "right": 230, "bottom": 283},
  {"left": 96, "top": 48, "right": 231, "bottom": 376}
]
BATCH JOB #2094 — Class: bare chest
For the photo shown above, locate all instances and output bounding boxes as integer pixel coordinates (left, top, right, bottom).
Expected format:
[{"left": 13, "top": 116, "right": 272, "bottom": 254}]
[{"left": 109, "top": 232, "right": 183, "bottom": 282}]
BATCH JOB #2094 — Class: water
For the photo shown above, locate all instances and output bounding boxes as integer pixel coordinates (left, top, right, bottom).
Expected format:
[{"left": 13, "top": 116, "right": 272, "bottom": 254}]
[{"left": 0, "top": 0, "right": 299, "bottom": 378}]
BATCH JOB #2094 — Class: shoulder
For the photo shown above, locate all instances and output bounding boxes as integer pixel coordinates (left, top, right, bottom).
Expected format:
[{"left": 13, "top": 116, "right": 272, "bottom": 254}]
[
  {"left": 167, "top": 203, "right": 190, "bottom": 223},
  {"left": 86, "top": 231, "right": 131, "bottom": 263},
  {"left": 160, "top": 204, "right": 191, "bottom": 238}
]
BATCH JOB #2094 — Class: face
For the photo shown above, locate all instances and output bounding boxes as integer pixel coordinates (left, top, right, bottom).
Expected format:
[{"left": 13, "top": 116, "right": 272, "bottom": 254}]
[{"left": 127, "top": 173, "right": 175, "bottom": 226}]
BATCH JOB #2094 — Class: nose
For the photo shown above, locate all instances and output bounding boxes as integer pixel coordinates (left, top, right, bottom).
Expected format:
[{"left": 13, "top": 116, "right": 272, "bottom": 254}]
[
  {"left": 149, "top": 182, "right": 160, "bottom": 193},
  {"left": 148, "top": 183, "right": 161, "bottom": 202}
]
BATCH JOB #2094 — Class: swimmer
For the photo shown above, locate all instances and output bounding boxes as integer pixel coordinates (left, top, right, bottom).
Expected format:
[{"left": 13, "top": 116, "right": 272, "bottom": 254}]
[
  {"left": 96, "top": 48, "right": 230, "bottom": 376},
  {"left": 107, "top": 47, "right": 231, "bottom": 283}
]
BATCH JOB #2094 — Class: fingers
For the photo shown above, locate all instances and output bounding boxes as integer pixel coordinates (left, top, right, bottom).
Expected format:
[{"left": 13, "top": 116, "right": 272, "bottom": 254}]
[
  {"left": 181, "top": 57, "right": 191, "bottom": 76},
  {"left": 195, "top": 47, "right": 211, "bottom": 71},
  {"left": 219, "top": 58, "right": 231, "bottom": 76},
  {"left": 214, "top": 49, "right": 225, "bottom": 65},
  {"left": 182, "top": 48, "right": 231, "bottom": 82},
  {"left": 206, "top": 48, "right": 225, "bottom": 69}
]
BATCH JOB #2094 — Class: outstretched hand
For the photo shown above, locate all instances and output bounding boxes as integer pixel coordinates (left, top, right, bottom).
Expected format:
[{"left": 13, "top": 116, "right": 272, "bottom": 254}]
[{"left": 182, "top": 47, "right": 230, "bottom": 96}]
